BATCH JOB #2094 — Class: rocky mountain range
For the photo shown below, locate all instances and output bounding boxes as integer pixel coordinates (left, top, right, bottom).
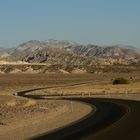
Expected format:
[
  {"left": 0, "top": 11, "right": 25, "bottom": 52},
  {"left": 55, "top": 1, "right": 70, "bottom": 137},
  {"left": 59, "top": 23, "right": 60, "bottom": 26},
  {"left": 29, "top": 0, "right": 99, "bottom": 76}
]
[{"left": 0, "top": 39, "right": 140, "bottom": 65}]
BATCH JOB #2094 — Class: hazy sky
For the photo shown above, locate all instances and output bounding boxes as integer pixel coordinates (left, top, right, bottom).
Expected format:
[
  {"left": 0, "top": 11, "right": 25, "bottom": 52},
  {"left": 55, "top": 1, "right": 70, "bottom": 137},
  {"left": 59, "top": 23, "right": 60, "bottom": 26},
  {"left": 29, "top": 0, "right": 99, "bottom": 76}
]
[{"left": 0, "top": 0, "right": 140, "bottom": 48}]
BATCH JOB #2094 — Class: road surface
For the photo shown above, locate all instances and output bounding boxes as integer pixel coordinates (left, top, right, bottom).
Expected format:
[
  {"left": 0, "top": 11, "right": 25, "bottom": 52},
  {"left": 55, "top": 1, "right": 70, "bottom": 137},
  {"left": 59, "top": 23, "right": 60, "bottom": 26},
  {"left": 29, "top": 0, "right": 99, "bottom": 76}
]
[{"left": 16, "top": 87, "right": 140, "bottom": 140}]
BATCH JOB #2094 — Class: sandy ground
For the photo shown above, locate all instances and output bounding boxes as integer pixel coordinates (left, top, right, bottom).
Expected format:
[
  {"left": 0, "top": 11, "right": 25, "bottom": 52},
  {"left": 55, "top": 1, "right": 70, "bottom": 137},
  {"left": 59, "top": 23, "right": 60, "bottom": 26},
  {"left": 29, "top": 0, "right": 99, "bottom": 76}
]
[
  {"left": 0, "top": 95, "right": 92, "bottom": 140},
  {"left": 0, "top": 73, "right": 140, "bottom": 139},
  {"left": 30, "top": 81, "right": 140, "bottom": 98}
]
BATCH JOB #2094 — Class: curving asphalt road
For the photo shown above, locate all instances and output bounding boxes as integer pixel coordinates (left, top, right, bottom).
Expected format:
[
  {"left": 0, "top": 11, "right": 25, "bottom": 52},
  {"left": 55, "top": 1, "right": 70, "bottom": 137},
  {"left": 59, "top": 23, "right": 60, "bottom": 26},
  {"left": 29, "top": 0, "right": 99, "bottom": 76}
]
[{"left": 16, "top": 88, "right": 140, "bottom": 140}]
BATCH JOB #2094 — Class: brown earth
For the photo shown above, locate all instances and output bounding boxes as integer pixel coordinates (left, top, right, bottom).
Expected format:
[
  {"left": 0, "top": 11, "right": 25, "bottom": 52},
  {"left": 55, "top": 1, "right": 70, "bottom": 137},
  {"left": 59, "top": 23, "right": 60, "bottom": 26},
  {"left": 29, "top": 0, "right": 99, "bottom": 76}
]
[{"left": 0, "top": 72, "right": 140, "bottom": 139}]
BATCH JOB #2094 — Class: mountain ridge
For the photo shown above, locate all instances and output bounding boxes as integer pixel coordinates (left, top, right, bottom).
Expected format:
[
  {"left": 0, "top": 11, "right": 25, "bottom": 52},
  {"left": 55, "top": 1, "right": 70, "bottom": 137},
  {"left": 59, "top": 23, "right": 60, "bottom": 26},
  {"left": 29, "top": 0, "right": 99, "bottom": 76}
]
[{"left": 0, "top": 39, "right": 140, "bottom": 65}]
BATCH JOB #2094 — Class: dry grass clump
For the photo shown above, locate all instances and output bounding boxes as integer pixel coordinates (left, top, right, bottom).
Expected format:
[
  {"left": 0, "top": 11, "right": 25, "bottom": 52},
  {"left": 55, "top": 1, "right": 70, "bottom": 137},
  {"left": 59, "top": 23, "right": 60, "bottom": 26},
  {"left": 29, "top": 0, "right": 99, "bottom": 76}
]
[
  {"left": 6, "top": 100, "right": 17, "bottom": 107},
  {"left": 113, "top": 77, "right": 129, "bottom": 85},
  {"left": 24, "top": 99, "right": 36, "bottom": 107}
]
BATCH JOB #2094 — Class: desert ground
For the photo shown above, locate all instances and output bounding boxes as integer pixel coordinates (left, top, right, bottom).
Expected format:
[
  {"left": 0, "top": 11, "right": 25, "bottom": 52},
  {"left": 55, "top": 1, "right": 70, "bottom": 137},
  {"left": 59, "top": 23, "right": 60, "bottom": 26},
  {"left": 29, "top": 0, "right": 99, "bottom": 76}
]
[{"left": 0, "top": 72, "right": 140, "bottom": 139}]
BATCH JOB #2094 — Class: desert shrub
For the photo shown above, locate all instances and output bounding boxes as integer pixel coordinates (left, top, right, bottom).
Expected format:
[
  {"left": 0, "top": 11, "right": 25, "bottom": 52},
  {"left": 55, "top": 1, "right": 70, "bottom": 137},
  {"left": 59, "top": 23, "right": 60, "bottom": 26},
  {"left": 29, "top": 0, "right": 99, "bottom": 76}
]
[{"left": 113, "top": 77, "right": 129, "bottom": 85}]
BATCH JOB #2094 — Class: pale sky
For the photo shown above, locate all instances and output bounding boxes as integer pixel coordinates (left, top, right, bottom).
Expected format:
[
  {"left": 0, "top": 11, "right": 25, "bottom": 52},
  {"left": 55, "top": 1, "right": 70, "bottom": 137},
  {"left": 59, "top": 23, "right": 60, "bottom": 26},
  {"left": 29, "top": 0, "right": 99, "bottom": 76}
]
[{"left": 0, "top": 0, "right": 140, "bottom": 48}]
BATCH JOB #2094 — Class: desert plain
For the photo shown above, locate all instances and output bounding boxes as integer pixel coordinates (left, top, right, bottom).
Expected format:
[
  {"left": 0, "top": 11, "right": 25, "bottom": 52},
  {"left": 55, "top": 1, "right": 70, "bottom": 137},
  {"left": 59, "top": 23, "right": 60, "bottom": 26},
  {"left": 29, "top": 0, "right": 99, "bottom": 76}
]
[{"left": 0, "top": 70, "right": 140, "bottom": 140}]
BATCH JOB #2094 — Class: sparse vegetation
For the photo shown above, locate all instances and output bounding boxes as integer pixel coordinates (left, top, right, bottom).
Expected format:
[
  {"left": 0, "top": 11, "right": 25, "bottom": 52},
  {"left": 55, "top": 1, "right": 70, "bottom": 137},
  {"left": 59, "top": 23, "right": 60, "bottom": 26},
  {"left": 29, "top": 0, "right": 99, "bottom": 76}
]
[{"left": 113, "top": 77, "right": 129, "bottom": 85}]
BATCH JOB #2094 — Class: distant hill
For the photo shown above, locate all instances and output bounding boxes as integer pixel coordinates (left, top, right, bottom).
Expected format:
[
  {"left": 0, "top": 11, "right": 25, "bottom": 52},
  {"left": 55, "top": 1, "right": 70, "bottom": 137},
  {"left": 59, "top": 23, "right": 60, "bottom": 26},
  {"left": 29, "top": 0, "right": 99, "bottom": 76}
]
[
  {"left": 0, "top": 39, "right": 140, "bottom": 65},
  {"left": 117, "top": 45, "right": 140, "bottom": 52}
]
